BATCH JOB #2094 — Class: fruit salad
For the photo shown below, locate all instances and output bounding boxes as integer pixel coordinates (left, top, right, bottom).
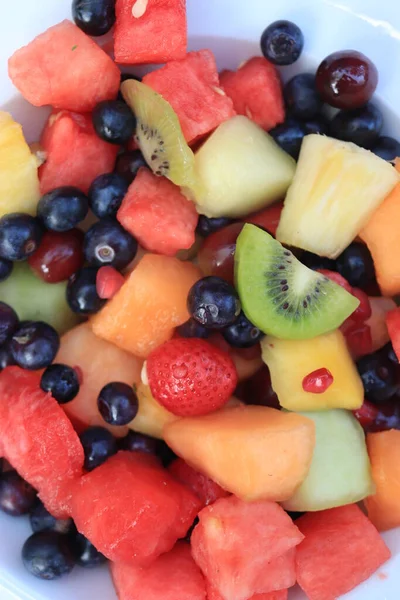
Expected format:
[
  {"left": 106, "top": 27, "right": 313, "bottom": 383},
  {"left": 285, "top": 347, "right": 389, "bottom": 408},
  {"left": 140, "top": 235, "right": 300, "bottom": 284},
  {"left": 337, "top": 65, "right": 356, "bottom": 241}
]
[{"left": 0, "top": 2, "right": 399, "bottom": 600}]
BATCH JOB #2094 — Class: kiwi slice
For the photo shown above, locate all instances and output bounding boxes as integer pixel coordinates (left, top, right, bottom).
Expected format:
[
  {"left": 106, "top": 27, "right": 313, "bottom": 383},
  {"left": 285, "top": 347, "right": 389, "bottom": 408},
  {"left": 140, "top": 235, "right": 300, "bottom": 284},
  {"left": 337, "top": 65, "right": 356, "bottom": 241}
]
[
  {"left": 235, "top": 224, "right": 359, "bottom": 340},
  {"left": 121, "top": 80, "right": 201, "bottom": 197}
]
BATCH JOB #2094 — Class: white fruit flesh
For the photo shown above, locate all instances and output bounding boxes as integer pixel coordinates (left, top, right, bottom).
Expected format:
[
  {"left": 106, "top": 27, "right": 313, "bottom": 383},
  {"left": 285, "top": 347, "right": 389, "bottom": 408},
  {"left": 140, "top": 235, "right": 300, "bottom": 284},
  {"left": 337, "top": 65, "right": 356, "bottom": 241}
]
[
  {"left": 276, "top": 134, "right": 400, "bottom": 259},
  {"left": 282, "top": 409, "right": 375, "bottom": 512},
  {"left": 194, "top": 116, "right": 296, "bottom": 218},
  {"left": 0, "top": 111, "right": 40, "bottom": 217}
]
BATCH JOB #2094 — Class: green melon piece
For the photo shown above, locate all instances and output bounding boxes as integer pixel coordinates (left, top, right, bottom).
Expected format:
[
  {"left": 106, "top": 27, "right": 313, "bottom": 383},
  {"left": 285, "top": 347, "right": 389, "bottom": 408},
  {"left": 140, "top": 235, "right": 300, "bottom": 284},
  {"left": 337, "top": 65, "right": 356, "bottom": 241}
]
[
  {"left": 282, "top": 409, "right": 375, "bottom": 512},
  {"left": 0, "top": 263, "right": 79, "bottom": 334}
]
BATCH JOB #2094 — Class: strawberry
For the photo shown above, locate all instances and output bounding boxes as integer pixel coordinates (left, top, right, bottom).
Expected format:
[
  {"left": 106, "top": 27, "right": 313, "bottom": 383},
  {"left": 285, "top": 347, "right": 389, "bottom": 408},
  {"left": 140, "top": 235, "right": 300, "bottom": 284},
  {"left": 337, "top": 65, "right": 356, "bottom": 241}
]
[
  {"left": 168, "top": 458, "right": 230, "bottom": 508},
  {"left": 351, "top": 287, "right": 372, "bottom": 323},
  {"left": 146, "top": 338, "right": 238, "bottom": 417}
]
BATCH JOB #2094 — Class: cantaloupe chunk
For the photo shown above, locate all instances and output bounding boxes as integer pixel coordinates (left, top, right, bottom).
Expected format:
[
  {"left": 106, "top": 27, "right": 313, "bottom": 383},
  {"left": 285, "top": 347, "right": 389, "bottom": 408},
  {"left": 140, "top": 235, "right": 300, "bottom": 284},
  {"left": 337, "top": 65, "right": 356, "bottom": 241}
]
[
  {"left": 56, "top": 323, "right": 142, "bottom": 437},
  {"left": 360, "top": 165, "right": 400, "bottom": 296},
  {"left": 385, "top": 306, "right": 400, "bottom": 361},
  {"left": 163, "top": 405, "right": 315, "bottom": 502},
  {"left": 365, "top": 429, "right": 400, "bottom": 531},
  {"left": 261, "top": 330, "right": 363, "bottom": 411},
  {"left": 129, "top": 384, "right": 178, "bottom": 439},
  {"left": 91, "top": 254, "right": 201, "bottom": 358}
]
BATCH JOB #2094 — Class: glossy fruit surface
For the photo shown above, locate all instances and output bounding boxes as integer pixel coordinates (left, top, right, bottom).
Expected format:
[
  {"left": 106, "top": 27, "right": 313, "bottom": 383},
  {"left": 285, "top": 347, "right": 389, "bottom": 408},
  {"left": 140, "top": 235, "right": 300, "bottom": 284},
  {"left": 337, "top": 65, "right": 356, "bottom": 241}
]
[
  {"left": 67, "top": 267, "right": 106, "bottom": 315},
  {"left": 316, "top": 50, "right": 378, "bottom": 109},
  {"left": 72, "top": 0, "right": 116, "bottom": 36},
  {"left": 0, "top": 471, "right": 37, "bottom": 516},
  {"left": 0, "top": 302, "right": 19, "bottom": 345},
  {"left": 197, "top": 223, "right": 244, "bottom": 284},
  {"left": 79, "top": 426, "right": 118, "bottom": 472},
  {"left": 114, "top": 150, "right": 147, "bottom": 184},
  {"left": 329, "top": 103, "right": 383, "bottom": 149},
  {"left": 22, "top": 531, "right": 75, "bottom": 580},
  {"left": 92, "top": 100, "right": 136, "bottom": 145},
  {"left": 37, "top": 187, "right": 88, "bottom": 232},
  {"left": 84, "top": 218, "right": 137, "bottom": 270},
  {"left": 98, "top": 382, "right": 139, "bottom": 426},
  {"left": 260, "top": 20, "right": 304, "bottom": 65},
  {"left": 28, "top": 229, "right": 84, "bottom": 283},
  {"left": 40, "top": 363, "right": 80, "bottom": 404},
  {"left": 0, "top": 213, "right": 43, "bottom": 261},
  {"left": 187, "top": 276, "right": 241, "bottom": 329},
  {"left": 88, "top": 173, "right": 129, "bottom": 219},
  {"left": 10, "top": 321, "right": 60, "bottom": 370},
  {"left": 284, "top": 73, "right": 322, "bottom": 120}
]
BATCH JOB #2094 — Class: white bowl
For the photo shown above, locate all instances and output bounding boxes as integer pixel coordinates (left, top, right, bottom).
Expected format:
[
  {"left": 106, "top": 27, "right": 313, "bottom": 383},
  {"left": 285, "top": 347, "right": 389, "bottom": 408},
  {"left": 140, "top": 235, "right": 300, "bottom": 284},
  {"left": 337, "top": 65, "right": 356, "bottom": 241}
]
[{"left": 0, "top": 1, "right": 400, "bottom": 598}]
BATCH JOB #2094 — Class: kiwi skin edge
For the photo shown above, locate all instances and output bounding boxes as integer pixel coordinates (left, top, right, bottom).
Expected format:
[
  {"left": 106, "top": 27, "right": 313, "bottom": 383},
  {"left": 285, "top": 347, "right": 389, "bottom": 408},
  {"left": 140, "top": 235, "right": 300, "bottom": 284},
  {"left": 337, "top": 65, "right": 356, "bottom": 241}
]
[{"left": 234, "top": 224, "right": 359, "bottom": 340}]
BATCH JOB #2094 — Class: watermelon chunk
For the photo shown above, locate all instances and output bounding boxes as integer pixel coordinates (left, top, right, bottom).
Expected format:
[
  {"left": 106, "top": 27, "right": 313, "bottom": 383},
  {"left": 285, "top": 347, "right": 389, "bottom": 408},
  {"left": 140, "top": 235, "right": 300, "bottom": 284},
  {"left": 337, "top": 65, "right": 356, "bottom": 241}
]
[
  {"left": 0, "top": 367, "right": 84, "bottom": 518},
  {"left": 168, "top": 458, "right": 230, "bottom": 508},
  {"left": 143, "top": 50, "right": 236, "bottom": 144},
  {"left": 207, "top": 585, "right": 288, "bottom": 600},
  {"left": 220, "top": 58, "right": 285, "bottom": 131},
  {"left": 114, "top": 0, "right": 187, "bottom": 65},
  {"left": 71, "top": 451, "right": 201, "bottom": 565},
  {"left": 8, "top": 20, "right": 120, "bottom": 112},
  {"left": 191, "top": 496, "right": 302, "bottom": 600},
  {"left": 111, "top": 542, "right": 206, "bottom": 600},
  {"left": 295, "top": 504, "right": 391, "bottom": 600},
  {"left": 117, "top": 169, "right": 199, "bottom": 256},
  {"left": 385, "top": 307, "right": 400, "bottom": 361},
  {"left": 39, "top": 111, "right": 118, "bottom": 195}
]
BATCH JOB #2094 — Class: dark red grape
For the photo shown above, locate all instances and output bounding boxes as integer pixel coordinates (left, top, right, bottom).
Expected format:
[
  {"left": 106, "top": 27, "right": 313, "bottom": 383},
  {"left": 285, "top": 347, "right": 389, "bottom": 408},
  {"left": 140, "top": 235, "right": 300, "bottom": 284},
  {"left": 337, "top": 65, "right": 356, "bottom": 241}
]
[
  {"left": 235, "top": 364, "right": 280, "bottom": 409},
  {"left": 197, "top": 222, "right": 244, "bottom": 285},
  {"left": 316, "top": 50, "right": 378, "bottom": 109},
  {"left": 28, "top": 229, "right": 84, "bottom": 283},
  {"left": 354, "top": 399, "right": 400, "bottom": 433}
]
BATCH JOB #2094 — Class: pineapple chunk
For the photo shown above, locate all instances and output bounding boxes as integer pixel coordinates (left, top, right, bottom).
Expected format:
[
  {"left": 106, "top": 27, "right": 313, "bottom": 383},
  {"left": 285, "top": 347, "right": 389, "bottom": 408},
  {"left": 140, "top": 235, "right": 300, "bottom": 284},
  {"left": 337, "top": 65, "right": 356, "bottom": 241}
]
[
  {"left": 261, "top": 330, "right": 363, "bottom": 411},
  {"left": 0, "top": 111, "right": 40, "bottom": 217},
  {"left": 194, "top": 116, "right": 296, "bottom": 218},
  {"left": 129, "top": 383, "right": 177, "bottom": 440},
  {"left": 276, "top": 135, "right": 400, "bottom": 259}
]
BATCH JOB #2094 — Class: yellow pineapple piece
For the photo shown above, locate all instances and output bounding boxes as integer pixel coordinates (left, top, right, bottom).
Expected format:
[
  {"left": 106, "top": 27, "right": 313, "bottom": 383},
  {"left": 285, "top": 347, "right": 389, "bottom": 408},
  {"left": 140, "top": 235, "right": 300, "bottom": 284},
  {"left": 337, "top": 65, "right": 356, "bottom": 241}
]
[
  {"left": 276, "top": 135, "right": 399, "bottom": 259},
  {"left": 129, "top": 383, "right": 178, "bottom": 439},
  {"left": 0, "top": 111, "right": 40, "bottom": 217},
  {"left": 261, "top": 330, "right": 363, "bottom": 411}
]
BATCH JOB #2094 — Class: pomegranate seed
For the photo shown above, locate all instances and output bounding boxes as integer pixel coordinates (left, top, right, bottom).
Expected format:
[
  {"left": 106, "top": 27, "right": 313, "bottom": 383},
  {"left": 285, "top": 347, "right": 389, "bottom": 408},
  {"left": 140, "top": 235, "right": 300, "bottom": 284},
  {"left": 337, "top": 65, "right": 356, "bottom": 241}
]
[
  {"left": 317, "top": 269, "right": 353, "bottom": 293},
  {"left": 28, "top": 229, "right": 84, "bottom": 283},
  {"left": 351, "top": 288, "right": 372, "bottom": 323},
  {"left": 353, "top": 399, "right": 380, "bottom": 429},
  {"left": 96, "top": 266, "right": 125, "bottom": 300},
  {"left": 302, "top": 368, "right": 334, "bottom": 394}
]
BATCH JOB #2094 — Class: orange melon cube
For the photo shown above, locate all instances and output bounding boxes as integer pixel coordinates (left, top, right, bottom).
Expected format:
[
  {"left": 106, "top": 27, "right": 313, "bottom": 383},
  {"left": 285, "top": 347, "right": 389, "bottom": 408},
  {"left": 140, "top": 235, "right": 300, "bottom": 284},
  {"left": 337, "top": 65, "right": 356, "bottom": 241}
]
[
  {"left": 163, "top": 405, "right": 315, "bottom": 502},
  {"left": 365, "top": 429, "right": 400, "bottom": 531},
  {"left": 91, "top": 254, "right": 201, "bottom": 358}
]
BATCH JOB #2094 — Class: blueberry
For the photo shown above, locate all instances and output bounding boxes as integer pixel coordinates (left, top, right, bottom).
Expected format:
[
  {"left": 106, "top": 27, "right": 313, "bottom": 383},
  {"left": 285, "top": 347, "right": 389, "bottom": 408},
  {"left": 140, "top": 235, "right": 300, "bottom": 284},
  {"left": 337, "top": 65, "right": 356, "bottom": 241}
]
[
  {"left": 79, "top": 426, "right": 117, "bottom": 471},
  {"left": 176, "top": 318, "right": 210, "bottom": 339},
  {"left": 372, "top": 136, "right": 400, "bottom": 161},
  {"left": 118, "top": 430, "right": 159, "bottom": 455},
  {"left": 84, "top": 218, "right": 138, "bottom": 270},
  {"left": 98, "top": 382, "right": 138, "bottom": 426},
  {"left": 93, "top": 101, "right": 136, "bottom": 145},
  {"left": 357, "top": 348, "right": 398, "bottom": 404},
  {"left": 329, "top": 103, "right": 383, "bottom": 149},
  {"left": 67, "top": 267, "right": 106, "bottom": 315},
  {"left": 115, "top": 150, "right": 148, "bottom": 184},
  {"left": 40, "top": 364, "right": 80, "bottom": 404},
  {"left": 303, "top": 117, "right": 329, "bottom": 135},
  {"left": 37, "top": 187, "right": 89, "bottom": 232},
  {"left": 260, "top": 20, "right": 304, "bottom": 66},
  {"left": 0, "top": 343, "right": 16, "bottom": 371},
  {"left": 336, "top": 242, "right": 375, "bottom": 290},
  {"left": 301, "top": 251, "right": 337, "bottom": 271},
  {"left": 89, "top": 173, "right": 129, "bottom": 219},
  {"left": 157, "top": 441, "right": 177, "bottom": 467},
  {"left": 196, "top": 216, "right": 234, "bottom": 238},
  {"left": 72, "top": 0, "right": 115, "bottom": 36},
  {"left": 270, "top": 119, "right": 307, "bottom": 160},
  {"left": 222, "top": 312, "right": 264, "bottom": 348},
  {"left": 10, "top": 321, "right": 60, "bottom": 370},
  {"left": 22, "top": 531, "right": 75, "bottom": 580},
  {"left": 188, "top": 276, "right": 241, "bottom": 329},
  {"left": 0, "top": 213, "right": 43, "bottom": 261},
  {"left": 0, "top": 302, "right": 19, "bottom": 345},
  {"left": 0, "top": 257, "right": 12, "bottom": 282},
  {"left": 70, "top": 532, "right": 107, "bottom": 568},
  {"left": 30, "top": 499, "right": 74, "bottom": 534},
  {"left": 284, "top": 73, "right": 322, "bottom": 121},
  {"left": 0, "top": 471, "right": 37, "bottom": 516}
]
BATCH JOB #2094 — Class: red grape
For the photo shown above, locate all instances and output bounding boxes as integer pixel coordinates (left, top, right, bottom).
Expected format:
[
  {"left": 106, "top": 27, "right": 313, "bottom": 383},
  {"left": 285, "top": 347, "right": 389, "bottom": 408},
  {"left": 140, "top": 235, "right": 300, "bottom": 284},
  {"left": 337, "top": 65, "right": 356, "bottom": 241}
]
[
  {"left": 351, "top": 288, "right": 372, "bottom": 323},
  {"left": 235, "top": 364, "right": 280, "bottom": 409},
  {"left": 316, "top": 50, "right": 378, "bottom": 109},
  {"left": 353, "top": 399, "right": 400, "bottom": 433},
  {"left": 197, "top": 223, "right": 244, "bottom": 284},
  {"left": 28, "top": 229, "right": 84, "bottom": 283}
]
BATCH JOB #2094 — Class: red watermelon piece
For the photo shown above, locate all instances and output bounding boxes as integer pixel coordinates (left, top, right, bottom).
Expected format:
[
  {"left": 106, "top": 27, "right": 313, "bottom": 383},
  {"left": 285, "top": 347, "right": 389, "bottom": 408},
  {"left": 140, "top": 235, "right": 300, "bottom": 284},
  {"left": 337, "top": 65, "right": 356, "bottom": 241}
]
[
  {"left": 0, "top": 367, "right": 84, "bottom": 518},
  {"left": 206, "top": 584, "right": 288, "bottom": 600},
  {"left": 111, "top": 542, "right": 206, "bottom": 600},
  {"left": 168, "top": 458, "right": 230, "bottom": 508},
  {"left": 219, "top": 58, "right": 285, "bottom": 131},
  {"left": 191, "top": 496, "right": 302, "bottom": 600},
  {"left": 143, "top": 50, "right": 236, "bottom": 144},
  {"left": 385, "top": 307, "right": 400, "bottom": 361},
  {"left": 8, "top": 20, "right": 120, "bottom": 112},
  {"left": 114, "top": 0, "right": 187, "bottom": 65},
  {"left": 117, "top": 169, "right": 198, "bottom": 256},
  {"left": 39, "top": 111, "right": 118, "bottom": 195},
  {"left": 246, "top": 202, "right": 283, "bottom": 237},
  {"left": 71, "top": 451, "right": 201, "bottom": 566},
  {"left": 295, "top": 504, "right": 391, "bottom": 600}
]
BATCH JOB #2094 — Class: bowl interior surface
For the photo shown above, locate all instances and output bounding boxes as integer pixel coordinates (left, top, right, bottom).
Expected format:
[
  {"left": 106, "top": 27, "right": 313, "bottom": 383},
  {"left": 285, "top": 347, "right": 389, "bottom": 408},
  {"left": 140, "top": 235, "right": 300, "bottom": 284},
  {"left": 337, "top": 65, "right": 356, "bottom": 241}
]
[{"left": 0, "top": 0, "right": 400, "bottom": 598}]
